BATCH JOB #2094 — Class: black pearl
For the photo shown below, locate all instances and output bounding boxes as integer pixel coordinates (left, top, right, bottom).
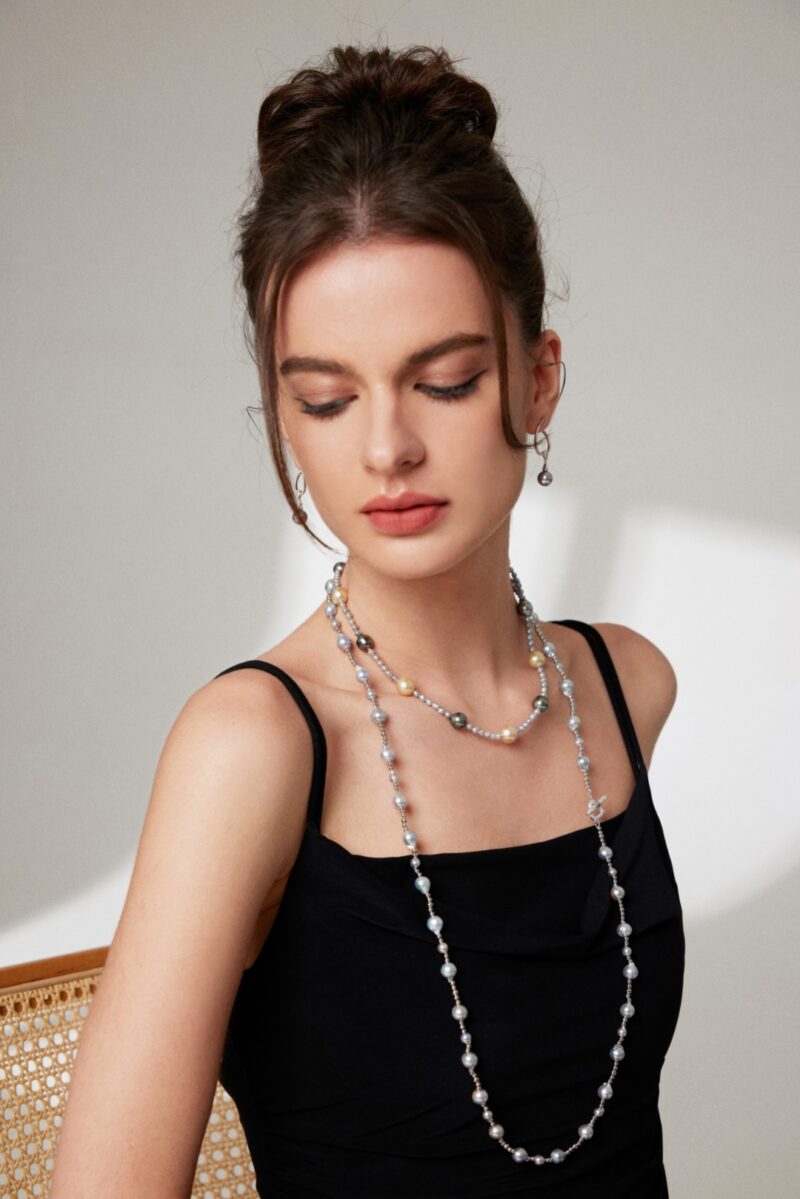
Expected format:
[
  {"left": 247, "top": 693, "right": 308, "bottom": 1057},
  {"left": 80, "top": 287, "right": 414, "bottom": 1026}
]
[
  {"left": 450, "top": 712, "right": 468, "bottom": 729},
  {"left": 355, "top": 633, "right": 374, "bottom": 651},
  {"left": 533, "top": 695, "right": 549, "bottom": 711}
]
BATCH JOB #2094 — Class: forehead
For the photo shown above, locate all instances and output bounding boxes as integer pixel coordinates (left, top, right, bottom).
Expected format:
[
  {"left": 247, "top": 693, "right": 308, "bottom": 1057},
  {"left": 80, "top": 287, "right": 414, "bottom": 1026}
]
[{"left": 275, "top": 238, "right": 494, "bottom": 366}]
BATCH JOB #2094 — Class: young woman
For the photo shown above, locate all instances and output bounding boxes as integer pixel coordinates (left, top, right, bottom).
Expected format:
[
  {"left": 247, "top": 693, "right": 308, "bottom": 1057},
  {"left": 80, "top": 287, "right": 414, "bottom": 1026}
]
[{"left": 52, "top": 43, "right": 685, "bottom": 1198}]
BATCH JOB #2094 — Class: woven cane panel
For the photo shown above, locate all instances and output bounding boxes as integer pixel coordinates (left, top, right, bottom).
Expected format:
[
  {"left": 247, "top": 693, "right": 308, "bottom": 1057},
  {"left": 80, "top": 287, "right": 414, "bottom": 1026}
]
[{"left": 0, "top": 968, "right": 257, "bottom": 1198}]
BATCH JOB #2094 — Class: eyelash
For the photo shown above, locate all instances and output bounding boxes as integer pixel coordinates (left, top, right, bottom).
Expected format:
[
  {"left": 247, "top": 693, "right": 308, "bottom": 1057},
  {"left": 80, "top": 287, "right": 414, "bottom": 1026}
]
[{"left": 297, "top": 372, "right": 485, "bottom": 421}]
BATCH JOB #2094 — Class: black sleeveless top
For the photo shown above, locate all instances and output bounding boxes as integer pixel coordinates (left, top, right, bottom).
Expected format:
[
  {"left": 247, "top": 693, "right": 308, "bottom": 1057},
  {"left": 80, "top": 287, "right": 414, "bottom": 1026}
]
[{"left": 214, "top": 619, "right": 685, "bottom": 1197}]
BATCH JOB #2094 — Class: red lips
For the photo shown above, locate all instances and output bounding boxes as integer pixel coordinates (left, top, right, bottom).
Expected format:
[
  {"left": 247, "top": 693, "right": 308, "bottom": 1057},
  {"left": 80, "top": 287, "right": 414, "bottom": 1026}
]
[{"left": 360, "top": 491, "right": 447, "bottom": 513}]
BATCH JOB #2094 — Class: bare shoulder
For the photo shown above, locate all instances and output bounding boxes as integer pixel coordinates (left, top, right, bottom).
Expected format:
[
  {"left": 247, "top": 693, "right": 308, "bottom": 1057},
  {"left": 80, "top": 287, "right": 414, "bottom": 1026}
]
[
  {"left": 592, "top": 622, "right": 678, "bottom": 766},
  {"left": 49, "top": 665, "right": 315, "bottom": 1195}
]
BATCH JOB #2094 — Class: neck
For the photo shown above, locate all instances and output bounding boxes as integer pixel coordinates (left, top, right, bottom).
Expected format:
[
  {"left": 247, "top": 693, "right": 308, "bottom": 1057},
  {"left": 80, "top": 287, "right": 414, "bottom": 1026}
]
[{"left": 330, "top": 524, "right": 536, "bottom": 712}]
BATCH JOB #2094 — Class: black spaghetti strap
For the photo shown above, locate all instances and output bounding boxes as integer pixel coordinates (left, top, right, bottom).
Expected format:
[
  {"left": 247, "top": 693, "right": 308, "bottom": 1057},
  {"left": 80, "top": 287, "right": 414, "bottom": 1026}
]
[
  {"left": 212, "top": 660, "right": 328, "bottom": 824},
  {"left": 551, "top": 620, "right": 645, "bottom": 779}
]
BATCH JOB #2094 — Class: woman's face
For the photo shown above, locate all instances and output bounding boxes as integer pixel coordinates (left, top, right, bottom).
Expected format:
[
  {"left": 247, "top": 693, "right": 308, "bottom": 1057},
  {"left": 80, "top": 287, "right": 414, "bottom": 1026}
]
[{"left": 275, "top": 236, "right": 561, "bottom": 579}]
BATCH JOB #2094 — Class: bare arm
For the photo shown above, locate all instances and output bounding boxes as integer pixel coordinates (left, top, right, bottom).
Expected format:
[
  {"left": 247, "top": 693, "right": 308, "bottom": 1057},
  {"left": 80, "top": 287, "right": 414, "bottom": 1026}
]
[{"left": 49, "top": 667, "right": 312, "bottom": 1198}]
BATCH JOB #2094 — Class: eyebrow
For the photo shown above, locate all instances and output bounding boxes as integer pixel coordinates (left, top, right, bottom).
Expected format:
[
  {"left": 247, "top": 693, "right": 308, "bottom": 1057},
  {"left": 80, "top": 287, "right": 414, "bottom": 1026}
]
[{"left": 278, "top": 332, "right": 493, "bottom": 377}]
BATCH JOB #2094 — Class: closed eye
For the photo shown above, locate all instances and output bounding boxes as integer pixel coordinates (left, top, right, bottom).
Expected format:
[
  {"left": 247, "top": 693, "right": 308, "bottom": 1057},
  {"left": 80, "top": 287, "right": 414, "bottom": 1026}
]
[{"left": 297, "top": 371, "right": 486, "bottom": 420}]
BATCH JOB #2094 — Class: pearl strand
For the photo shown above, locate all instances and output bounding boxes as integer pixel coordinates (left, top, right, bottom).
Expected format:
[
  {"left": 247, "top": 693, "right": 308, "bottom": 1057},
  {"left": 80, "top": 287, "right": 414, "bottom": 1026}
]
[
  {"left": 323, "top": 560, "right": 637, "bottom": 1168},
  {"left": 332, "top": 589, "right": 550, "bottom": 742}
]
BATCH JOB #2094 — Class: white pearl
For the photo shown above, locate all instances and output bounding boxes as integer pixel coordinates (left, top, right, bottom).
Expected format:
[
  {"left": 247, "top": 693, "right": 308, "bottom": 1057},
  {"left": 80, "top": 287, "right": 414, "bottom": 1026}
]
[
  {"left": 577, "top": 754, "right": 590, "bottom": 770},
  {"left": 560, "top": 677, "right": 574, "bottom": 694},
  {"left": 617, "top": 921, "right": 632, "bottom": 937},
  {"left": 393, "top": 793, "right": 408, "bottom": 808},
  {"left": 578, "top": 1123, "right": 594, "bottom": 1139},
  {"left": 414, "top": 876, "right": 430, "bottom": 894},
  {"left": 598, "top": 1082, "right": 613, "bottom": 1100},
  {"left": 610, "top": 1044, "right": 625, "bottom": 1061},
  {"left": 623, "top": 962, "right": 639, "bottom": 979},
  {"left": 488, "top": 1123, "right": 504, "bottom": 1139},
  {"left": 620, "top": 1002, "right": 635, "bottom": 1018},
  {"left": 533, "top": 1154, "right": 546, "bottom": 1165},
  {"left": 451, "top": 1002, "right": 467, "bottom": 1019},
  {"left": 437, "top": 942, "right": 449, "bottom": 954},
  {"left": 598, "top": 845, "right": 614, "bottom": 860},
  {"left": 336, "top": 633, "right": 351, "bottom": 650},
  {"left": 460, "top": 1032, "right": 472, "bottom": 1045},
  {"left": 568, "top": 714, "right": 581, "bottom": 730},
  {"left": 610, "top": 884, "right": 625, "bottom": 899},
  {"left": 355, "top": 666, "right": 369, "bottom": 682},
  {"left": 403, "top": 830, "right": 417, "bottom": 847},
  {"left": 380, "top": 746, "right": 395, "bottom": 761},
  {"left": 428, "top": 916, "right": 444, "bottom": 934},
  {"left": 371, "top": 707, "right": 388, "bottom": 723},
  {"left": 512, "top": 1147, "right": 529, "bottom": 1163},
  {"left": 461, "top": 1051, "right": 478, "bottom": 1068},
  {"left": 550, "top": 1148, "right": 566, "bottom": 1163},
  {"left": 440, "top": 962, "right": 457, "bottom": 978},
  {"left": 471, "top": 1088, "right": 488, "bottom": 1104}
]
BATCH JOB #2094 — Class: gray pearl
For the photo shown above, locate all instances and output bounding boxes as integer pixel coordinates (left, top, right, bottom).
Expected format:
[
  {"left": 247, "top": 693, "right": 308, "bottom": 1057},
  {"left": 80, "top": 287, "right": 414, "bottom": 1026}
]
[
  {"left": 512, "top": 1147, "right": 529, "bottom": 1163},
  {"left": 538, "top": 469, "right": 553, "bottom": 485},
  {"left": 533, "top": 695, "right": 549, "bottom": 711},
  {"left": 450, "top": 711, "right": 468, "bottom": 728},
  {"left": 355, "top": 633, "right": 374, "bottom": 650},
  {"left": 550, "top": 1148, "right": 566, "bottom": 1163},
  {"left": 370, "top": 707, "right": 388, "bottom": 724},
  {"left": 533, "top": 1155, "right": 546, "bottom": 1165}
]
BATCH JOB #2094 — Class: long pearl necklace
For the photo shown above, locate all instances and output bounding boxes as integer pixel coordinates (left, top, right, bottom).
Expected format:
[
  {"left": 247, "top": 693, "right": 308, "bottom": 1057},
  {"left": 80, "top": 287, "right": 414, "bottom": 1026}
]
[{"left": 323, "top": 559, "right": 637, "bottom": 1169}]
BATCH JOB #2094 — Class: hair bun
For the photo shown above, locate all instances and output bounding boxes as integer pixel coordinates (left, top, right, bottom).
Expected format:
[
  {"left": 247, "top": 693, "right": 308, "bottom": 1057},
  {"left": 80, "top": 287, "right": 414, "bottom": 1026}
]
[{"left": 256, "top": 43, "right": 497, "bottom": 177}]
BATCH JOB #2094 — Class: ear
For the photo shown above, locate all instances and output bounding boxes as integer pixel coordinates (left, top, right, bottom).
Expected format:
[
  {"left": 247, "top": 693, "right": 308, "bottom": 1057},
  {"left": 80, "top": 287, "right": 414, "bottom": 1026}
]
[{"left": 524, "top": 328, "right": 563, "bottom": 437}]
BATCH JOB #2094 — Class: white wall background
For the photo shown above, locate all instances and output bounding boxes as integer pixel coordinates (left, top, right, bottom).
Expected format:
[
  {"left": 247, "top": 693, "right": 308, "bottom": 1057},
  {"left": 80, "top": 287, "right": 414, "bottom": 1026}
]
[{"left": 2, "top": 2, "right": 798, "bottom": 1195}]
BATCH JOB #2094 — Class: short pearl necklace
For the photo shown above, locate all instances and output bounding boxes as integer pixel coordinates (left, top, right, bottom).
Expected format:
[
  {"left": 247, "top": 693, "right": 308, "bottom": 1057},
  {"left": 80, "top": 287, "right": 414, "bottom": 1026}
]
[{"left": 323, "top": 559, "right": 637, "bottom": 1170}]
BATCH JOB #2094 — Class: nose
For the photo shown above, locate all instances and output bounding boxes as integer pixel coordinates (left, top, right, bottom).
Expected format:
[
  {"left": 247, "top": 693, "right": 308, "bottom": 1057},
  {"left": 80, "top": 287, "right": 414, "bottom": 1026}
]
[{"left": 360, "top": 391, "right": 426, "bottom": 476}]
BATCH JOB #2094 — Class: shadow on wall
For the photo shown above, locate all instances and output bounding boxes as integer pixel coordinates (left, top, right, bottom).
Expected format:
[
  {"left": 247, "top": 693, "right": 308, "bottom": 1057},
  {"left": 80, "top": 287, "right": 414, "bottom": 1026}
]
[{"left": 661, "top": 857, "right": 798, "bottom": 1198}]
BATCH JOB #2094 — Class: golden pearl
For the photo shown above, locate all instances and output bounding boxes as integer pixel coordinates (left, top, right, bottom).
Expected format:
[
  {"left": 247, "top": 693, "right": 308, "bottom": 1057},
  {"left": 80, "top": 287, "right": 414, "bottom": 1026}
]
[
  {"left": 330, "top": 585, "right": 348, "bottom": 605},
  {"left": 396, "top": 677, "right": 415, "bottom": 696},
  {"left": 528, "top": 650, "right": 546, "bottom": 668},
  {"left": 500, "top": 725, "right": 518, "bottom": 743}
]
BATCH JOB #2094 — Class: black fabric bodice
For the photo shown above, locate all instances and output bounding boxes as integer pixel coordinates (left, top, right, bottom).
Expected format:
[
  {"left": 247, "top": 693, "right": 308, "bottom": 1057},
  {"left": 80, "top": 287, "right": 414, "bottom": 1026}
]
[{"left": 214, "top": 619, "right": 685, "bottom": 1197}]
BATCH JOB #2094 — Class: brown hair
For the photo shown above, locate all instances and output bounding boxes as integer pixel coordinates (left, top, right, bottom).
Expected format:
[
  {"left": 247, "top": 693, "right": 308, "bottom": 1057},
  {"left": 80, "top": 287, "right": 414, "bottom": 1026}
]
[{"left": 235, "top": 42, "right": 564, "bottom": 550}]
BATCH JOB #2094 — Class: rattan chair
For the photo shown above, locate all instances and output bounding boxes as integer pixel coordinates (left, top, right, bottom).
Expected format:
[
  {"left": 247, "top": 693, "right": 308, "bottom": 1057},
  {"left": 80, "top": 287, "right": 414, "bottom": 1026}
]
[{"left": 0, "top": 946, "right": 257, "bottom": 1197}]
